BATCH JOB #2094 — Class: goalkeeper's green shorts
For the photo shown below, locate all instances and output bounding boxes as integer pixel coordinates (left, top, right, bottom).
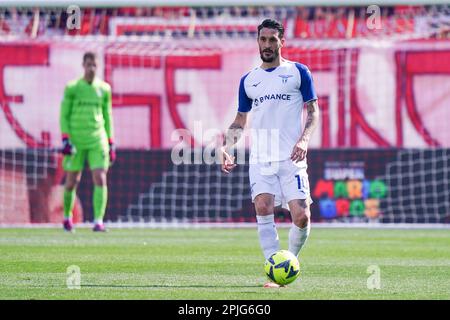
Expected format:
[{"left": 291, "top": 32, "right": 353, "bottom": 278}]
[{"left": 63, "top": 147, "right": 110, "bottom": 172}]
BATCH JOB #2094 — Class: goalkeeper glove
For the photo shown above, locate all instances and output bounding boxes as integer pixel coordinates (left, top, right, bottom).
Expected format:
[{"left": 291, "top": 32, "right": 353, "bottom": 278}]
[
  {"left": 109, "top": 139, "right": 116, "bottom": 164},
  {"left": 61, "top": 136, "right": 75, "bottom": 155}
]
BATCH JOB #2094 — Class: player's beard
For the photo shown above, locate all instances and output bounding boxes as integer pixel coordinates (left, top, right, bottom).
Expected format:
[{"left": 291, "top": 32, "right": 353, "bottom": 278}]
[
  {"left": 260, "top": 48, "right": 279, "bottom": 63},
  {"left": 85, "top": 71, "right": 95, "bottom": 82}
]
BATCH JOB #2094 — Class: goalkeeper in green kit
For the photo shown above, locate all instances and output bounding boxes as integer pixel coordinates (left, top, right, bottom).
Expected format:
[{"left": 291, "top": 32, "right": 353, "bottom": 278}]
[{"left": 60, "top": 52, "right": 115, "bottom": 232}]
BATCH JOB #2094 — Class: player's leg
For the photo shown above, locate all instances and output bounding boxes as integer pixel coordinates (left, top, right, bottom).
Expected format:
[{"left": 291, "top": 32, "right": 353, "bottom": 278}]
[
  {"left": 254, "top": 193, "right": 279, "bottom": 259},
  {"left": 91, "top": 168, "right": 108, "bottom": 231},
  {"left": 250, "top": 162, "right": 286, "bottom": 288},
  {"left": 254, "top": 193, "right": 287, "bottom": 288},
  {"left": 279, "top": 160, "right": 312, "bottom": 257},
  {"left": 250, "top": 162, "right": 281, "bottom": 260},
  {"left": 62, "top": 150, "right": 86, "bottom": 232},
  {"left": 88, "top": 147, "right": 110, "bottom": 231},
  {"left": 62, "top": 171, "right": 82, "bottom": 231},
  {"left": 287, "top": 199, "right": 311, "bottom": 256}
]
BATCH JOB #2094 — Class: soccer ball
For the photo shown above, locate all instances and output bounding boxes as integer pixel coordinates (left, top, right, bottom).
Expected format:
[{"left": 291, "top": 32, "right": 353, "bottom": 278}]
[{"left": 264, "top": 250, "right": 300, "bottom": 285}]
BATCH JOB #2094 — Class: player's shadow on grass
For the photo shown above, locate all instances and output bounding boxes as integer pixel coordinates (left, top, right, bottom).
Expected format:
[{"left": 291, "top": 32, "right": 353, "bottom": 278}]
[{"left": 82, "top": 284, "right": 262, "bottom": 289}]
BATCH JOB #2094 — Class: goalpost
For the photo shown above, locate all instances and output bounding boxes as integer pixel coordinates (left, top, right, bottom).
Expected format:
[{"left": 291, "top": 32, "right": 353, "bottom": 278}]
[{"left": 0, "top": 1, "right": 449, "bottom": 226}]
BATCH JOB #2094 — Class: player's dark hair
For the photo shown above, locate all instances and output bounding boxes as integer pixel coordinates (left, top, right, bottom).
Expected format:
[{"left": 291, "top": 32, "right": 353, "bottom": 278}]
[
  {"left": 257, "top": 19, "right": 284, "bottom": 39},
  {"left": 83, "top": 51, "right": 96, "bottom": 63}
]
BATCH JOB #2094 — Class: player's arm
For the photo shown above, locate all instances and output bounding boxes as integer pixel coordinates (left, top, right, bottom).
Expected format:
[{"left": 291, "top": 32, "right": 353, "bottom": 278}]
[
  {"left": 291, "top": 64, "right": 319, "bottom": 163},
  {"left": 60, "top": 84, "right": 75, "bottom": 155},
  {"left": 102, "top": 84, "right": 116, "bottom": 163},
  {"left": 60, "top": 85, "right": 73, "bottom": 137},
  {"left": 221, "top": 73, "right": 252, "bottom": 173},
  {"left": 102, "top": 84, "right": 114, "bottom": 141},
  {"left": 221, "top": 112, "right": 248, "bottom": 173},
  {"left": 291, "top": 99, "right": 319, "bottom": 162},
  {"left": 224, "top": 112, "right": 248, "bottom": 149}
]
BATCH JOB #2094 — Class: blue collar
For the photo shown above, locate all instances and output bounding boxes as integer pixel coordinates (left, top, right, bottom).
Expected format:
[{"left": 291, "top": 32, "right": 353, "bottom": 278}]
[{"left": 262, "top": 67, "right": 277, "bottom": 72}]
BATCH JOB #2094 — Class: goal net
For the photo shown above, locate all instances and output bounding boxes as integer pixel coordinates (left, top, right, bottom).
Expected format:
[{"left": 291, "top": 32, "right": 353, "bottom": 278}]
[{"left": 0, "top": 2, "right": 449, "bottom": 225}]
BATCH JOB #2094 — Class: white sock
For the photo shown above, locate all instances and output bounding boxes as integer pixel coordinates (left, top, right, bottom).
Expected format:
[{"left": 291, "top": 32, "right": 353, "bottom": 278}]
[
  {"left": 256, "top": 214, "right": 280, "bottom": 260},
  {"left": 94, "top": 219, "right": 103, "bottom": 225},
  {"left": 288, "top": 223, "right": 311, "bottom": 257}
]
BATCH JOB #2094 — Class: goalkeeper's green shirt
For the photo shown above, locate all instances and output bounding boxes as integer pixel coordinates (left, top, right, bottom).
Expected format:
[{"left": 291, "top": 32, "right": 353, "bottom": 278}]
[{"left": 60, "top": 77, "right": 113, "bottom": 150}]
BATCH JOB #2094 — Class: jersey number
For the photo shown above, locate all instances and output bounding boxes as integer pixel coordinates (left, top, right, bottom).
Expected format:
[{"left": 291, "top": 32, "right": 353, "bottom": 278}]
[
  {"left": 295, "top": 175, "right": 302, "bottom": 190},
  {"left": 295, "top": 175, "right": 308, "bottom": 191}
]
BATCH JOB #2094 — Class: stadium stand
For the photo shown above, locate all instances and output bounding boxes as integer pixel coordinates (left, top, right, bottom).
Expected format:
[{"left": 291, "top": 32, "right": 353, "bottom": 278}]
[{"left": 0, "top": 5, "right": 448, "bottom": 39}]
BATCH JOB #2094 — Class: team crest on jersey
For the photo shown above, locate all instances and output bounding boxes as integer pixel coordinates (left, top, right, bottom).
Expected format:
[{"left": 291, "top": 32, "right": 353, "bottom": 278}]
[
  {"left": 279, "top": 74, "right": 293, "bottom": 84},
  {"left": 95, "top": 87, "right": 102, "bottom": 97}
]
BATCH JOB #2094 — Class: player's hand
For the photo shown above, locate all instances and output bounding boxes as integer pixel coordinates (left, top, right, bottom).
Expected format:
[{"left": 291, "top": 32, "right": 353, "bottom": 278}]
[
  {"left": 220, "top": 146, "right": 236, "bottom": 174},
  {"left": 109, "top": 140, "right": 116, "bottom": 165},
  {"left": 61, "top": 137, "right": 75, "bottom": 155},
  {"left": 291, "top": 139, "right": 308, "bottom": 163}
]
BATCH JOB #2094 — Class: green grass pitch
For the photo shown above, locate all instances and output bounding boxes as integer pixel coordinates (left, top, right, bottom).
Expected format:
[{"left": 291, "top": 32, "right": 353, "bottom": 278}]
[{"left": 0, "top": 227, "right": 449, "bottom": 300}]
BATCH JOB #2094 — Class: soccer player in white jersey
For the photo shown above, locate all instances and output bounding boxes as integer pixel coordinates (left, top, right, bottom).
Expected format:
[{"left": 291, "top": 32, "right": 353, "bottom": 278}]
[{"left": 220, "top": 19, "right": 320, "bottom": 287}]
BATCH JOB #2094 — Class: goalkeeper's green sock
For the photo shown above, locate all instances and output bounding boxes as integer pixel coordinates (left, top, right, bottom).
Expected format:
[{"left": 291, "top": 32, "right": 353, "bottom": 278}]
[
  {"left": 93, "top": 185, "right": 107, "bottom": 224},
  {"left": 63, "top": 189, "right": 76, "bottom": 219}
]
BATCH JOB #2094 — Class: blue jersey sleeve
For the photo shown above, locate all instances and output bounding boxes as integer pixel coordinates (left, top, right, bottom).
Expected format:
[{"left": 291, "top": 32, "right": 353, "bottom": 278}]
[
  {"left": 296, "top": 63, "right": 318, "bottom": 103},
  {"left": 238, "top": 73, "right": 252, "bottom": 112}
]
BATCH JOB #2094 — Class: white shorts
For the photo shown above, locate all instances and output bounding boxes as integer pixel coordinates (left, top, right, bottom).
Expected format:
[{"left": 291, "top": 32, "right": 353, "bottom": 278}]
[{"left": 249, "top": 159, "right": 311, "bottom": 206}]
